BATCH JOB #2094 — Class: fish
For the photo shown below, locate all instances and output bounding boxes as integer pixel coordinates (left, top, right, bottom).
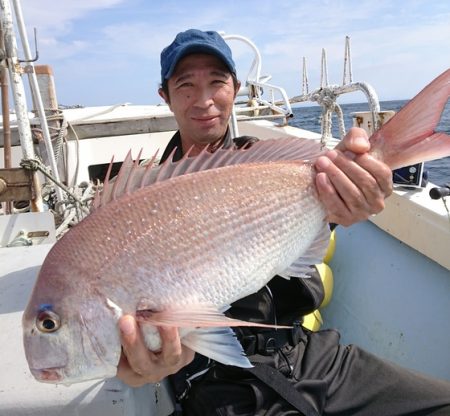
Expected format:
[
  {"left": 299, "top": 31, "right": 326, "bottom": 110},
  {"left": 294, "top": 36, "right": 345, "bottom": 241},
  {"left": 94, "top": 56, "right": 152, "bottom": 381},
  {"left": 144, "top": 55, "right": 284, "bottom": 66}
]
[{"left": 22, "top": 69, "right": 450, "bottom": 385}]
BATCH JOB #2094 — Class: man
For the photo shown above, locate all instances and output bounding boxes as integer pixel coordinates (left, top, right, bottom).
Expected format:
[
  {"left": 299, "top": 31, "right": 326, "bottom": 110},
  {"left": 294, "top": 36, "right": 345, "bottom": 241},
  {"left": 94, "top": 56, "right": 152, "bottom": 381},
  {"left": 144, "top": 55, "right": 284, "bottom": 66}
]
[{"left": 117, "top": 29, "right": 450, "bottom": 415}]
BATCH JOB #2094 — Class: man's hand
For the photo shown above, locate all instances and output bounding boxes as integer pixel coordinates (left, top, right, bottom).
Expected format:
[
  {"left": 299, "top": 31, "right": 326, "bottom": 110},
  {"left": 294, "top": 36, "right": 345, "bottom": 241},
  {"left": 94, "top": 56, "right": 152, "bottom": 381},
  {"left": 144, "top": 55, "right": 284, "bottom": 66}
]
[
  {"left": 116, "top": 315, "right": 195, "bottom": 387},
  {"left": 314, "top": 127, "right": 393, "bottom": 226}
]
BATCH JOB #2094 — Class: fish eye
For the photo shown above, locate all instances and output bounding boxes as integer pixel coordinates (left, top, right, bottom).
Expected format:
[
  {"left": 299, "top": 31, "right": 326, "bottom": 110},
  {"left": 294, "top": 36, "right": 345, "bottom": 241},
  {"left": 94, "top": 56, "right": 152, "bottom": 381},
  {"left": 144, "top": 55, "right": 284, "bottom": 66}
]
[{"left": 36, "top": 310, "right": 61, "bottom": 333}]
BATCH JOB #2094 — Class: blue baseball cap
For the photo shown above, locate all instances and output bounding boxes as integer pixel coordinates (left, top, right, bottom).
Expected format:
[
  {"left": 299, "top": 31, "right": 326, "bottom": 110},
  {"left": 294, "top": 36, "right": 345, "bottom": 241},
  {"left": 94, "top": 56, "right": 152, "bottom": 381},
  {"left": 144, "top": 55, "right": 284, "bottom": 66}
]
[{"left": 160, "top": 29, "right": 236, "bottom": 84}]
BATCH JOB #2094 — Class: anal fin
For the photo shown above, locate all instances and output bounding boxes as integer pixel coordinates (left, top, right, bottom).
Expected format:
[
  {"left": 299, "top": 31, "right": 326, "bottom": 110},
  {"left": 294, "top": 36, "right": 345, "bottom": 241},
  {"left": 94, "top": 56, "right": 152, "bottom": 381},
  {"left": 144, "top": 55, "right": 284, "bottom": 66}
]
[{"left": 182, "top": 327, "right": 252, "bottom": 368}]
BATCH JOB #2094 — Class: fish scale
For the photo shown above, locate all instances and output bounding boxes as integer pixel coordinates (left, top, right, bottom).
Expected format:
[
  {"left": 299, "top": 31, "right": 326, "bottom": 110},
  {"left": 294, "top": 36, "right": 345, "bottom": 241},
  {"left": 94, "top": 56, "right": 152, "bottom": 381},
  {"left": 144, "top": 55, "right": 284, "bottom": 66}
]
[{"left": 92, "top": 161, "right": 323, "bottom": 308}]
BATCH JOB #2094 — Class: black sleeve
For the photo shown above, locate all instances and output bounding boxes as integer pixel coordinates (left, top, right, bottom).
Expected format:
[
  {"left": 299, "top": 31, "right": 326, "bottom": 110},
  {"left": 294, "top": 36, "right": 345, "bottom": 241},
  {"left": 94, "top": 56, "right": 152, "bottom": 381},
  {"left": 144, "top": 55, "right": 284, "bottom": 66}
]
[
  {"left": 232, "top": 135, "right": 260, "bottom": 149},
  {"left": 268, "top": 268, "right": 325, "bottom": 325}
]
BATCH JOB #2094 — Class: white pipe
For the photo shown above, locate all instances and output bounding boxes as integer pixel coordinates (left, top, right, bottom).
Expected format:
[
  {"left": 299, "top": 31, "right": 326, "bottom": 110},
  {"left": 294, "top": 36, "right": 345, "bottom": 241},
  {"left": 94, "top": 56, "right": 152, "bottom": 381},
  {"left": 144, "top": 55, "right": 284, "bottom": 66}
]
[
  {"left": 0, "top": 0, "right": 32, "bottom": 158},
  {"left": 229, "top": 109, "right": 239, "bottom": 138},
  {"left": 11, "top": 0, "right": 64, "bottom": 203},
  {"left": 0, "top": 0, "right": 43, "bottom": 211},
  {"left": 290, "top": 82, "right": 381, "bottom": 130},
  {"left": 222, "top": 34, "right": 262, "bottom": 82}
]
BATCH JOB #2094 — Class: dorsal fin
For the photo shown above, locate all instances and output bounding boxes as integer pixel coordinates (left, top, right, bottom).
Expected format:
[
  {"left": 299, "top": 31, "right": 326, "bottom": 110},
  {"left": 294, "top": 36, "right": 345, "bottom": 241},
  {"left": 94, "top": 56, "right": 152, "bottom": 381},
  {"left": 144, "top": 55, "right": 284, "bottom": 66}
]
[
  {"left": 91, "top": 150, "right": 159, "bottom": 211},
  {"left": 91, "top": 136, "right": 324, "bottom": 211}
]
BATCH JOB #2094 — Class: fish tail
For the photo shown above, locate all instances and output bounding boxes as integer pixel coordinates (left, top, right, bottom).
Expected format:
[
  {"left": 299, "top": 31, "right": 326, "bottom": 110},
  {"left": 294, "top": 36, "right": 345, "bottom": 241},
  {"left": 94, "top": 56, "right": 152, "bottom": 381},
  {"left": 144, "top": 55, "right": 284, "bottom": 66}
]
[{"left": 369, "top": 69, "right": 450, "bottom": 170}]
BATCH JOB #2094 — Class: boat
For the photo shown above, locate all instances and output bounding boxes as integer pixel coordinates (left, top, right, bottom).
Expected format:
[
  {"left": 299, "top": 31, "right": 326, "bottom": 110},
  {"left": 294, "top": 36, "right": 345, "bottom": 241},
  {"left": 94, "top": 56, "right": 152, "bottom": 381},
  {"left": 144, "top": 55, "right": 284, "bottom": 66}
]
[{"left": 1, "top": 1, "right": 449, "bottom": 415}]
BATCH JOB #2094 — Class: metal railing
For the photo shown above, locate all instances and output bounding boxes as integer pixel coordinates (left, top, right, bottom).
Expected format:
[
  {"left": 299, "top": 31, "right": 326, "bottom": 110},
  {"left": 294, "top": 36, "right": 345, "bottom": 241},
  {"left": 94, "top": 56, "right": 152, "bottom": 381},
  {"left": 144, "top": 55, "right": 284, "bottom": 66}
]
[{"left": 222, "top": 33, "right": 293, "bottom": 137}]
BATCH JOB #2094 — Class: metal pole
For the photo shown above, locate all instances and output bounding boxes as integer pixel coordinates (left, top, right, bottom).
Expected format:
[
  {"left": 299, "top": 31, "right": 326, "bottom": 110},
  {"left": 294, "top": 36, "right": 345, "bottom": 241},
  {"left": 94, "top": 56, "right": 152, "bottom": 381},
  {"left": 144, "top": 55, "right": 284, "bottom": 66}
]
[
  {"left": 0, "top": 0, "right": 43, "bottom": 211},
  {"left": 12, "top": 0, "right": 64, "bottom": 204},
  {"left": 1, "top": 29, "right": 12, "bottom": 214}
]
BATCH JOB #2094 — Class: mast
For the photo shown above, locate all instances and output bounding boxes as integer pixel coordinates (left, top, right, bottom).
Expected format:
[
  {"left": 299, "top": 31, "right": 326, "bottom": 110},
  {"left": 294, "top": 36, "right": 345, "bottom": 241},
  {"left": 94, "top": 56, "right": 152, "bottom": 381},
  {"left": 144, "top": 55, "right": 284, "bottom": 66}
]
[
  {"left": 12, "top": 0, "right": 64, "bottom": 203},
  {"left": 0, "top": 28, "right": 12, "bottom": 214}
]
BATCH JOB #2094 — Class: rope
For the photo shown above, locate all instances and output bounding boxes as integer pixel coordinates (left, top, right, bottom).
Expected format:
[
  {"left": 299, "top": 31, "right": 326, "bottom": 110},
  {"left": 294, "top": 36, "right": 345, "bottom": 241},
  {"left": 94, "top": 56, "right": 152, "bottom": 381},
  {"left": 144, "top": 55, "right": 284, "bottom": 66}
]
[
  {"left": 54, "top": 183, "right": 95, "bottom": 238},
  {"left": 334, "top": 103, "right": 346, "bottom": 138},
  {"left": 30, "top": 108, "right": 66, "bottom": 161},
  {"left": 30, "top": 108, "right": 80, "bottom": 191},
  {"left": 310, "top": 87, "right": 347, "bottom": 146},
  {"left": 52, "top": 115, "right": 67, "bottom": 162},
  {"left": 21, "top": 109, "right": 91, "bottom": 236},
  {"left": 20, "top": 157, "right": 90, "bottom": 215}
]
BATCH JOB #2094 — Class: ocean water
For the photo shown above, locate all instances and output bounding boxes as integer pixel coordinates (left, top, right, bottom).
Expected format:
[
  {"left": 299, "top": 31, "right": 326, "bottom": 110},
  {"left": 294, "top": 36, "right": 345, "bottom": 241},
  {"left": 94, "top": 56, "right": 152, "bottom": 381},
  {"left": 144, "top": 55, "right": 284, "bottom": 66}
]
[{"left": 289, "top": 100, "right": 450, "bottom": 186}]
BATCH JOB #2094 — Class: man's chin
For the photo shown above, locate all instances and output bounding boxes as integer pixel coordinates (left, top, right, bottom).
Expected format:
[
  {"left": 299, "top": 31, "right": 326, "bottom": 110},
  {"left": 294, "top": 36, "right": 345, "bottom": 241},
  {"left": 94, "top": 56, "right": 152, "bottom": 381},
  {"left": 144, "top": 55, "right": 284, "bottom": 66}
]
[{"left": 196, "top": 126, "right": 228, "bottom": 144}]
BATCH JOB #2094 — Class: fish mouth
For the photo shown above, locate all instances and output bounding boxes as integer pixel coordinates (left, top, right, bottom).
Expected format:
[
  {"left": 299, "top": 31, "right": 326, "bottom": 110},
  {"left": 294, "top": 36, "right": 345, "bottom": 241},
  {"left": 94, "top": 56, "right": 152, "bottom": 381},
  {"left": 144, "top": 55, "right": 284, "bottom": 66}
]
[{"left": 30, "top": 367, "right": 63, "bottom": 382}]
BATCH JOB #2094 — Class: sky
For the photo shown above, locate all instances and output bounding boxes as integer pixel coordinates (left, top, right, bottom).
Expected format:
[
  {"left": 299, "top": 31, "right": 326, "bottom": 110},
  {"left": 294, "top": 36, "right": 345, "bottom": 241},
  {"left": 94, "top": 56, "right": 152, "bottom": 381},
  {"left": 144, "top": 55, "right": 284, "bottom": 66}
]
[{"left": 11, "top": 0, "right": 450, "bottom": 107}]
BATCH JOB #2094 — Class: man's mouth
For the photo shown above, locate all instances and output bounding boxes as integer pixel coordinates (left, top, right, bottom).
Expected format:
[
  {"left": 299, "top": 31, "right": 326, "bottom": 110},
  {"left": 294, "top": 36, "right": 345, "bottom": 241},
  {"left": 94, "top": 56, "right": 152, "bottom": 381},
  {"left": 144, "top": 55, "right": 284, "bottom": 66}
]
[{"left": 192, "top": 115, "right": 219, "bottom": 122}]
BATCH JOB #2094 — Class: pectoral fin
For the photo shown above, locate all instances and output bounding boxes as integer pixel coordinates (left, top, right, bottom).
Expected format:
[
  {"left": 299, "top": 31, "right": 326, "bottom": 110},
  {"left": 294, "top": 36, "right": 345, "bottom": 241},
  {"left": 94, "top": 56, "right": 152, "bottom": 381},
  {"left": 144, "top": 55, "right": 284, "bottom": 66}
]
[{"left": 136, "top": 303, "right": 290, "bottom": 329}]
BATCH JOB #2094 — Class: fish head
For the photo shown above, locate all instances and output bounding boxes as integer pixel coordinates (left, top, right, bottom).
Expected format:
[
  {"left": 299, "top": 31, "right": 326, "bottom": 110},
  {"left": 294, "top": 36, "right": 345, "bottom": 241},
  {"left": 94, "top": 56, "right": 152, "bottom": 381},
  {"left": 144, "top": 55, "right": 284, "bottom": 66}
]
[{"left": 22, "top": 267, "right": 122, "bottom": 385}]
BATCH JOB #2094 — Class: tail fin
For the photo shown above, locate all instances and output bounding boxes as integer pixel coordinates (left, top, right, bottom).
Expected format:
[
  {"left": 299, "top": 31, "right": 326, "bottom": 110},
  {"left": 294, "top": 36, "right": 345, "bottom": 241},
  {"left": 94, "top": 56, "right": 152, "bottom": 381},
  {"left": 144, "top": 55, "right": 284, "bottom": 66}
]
[{"left": 369, "top": 69, "right": 450, "bottom": 170}]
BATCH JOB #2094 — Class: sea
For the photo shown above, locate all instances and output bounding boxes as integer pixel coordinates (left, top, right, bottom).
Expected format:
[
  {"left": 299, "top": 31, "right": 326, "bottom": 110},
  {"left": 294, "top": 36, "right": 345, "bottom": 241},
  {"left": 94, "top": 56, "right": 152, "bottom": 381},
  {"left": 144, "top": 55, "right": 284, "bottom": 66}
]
[{"left": 288, "top": 100, "right": 450, "bottom": 186}]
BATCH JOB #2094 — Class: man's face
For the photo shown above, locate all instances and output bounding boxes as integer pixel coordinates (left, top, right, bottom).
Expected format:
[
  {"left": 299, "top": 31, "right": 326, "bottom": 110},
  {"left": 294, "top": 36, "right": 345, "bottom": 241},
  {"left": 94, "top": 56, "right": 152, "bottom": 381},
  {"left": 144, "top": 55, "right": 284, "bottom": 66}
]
[{"left": 160, "top": 53, "right": 239, "bottom": 150}]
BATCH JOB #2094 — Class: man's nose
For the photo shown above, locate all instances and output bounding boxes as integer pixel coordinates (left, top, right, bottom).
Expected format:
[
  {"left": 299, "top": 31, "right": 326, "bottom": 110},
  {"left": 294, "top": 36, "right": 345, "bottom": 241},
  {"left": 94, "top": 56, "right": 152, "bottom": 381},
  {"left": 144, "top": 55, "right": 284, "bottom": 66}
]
[{"left": 193, "top": 88, "right": 214, "bottom": 108}]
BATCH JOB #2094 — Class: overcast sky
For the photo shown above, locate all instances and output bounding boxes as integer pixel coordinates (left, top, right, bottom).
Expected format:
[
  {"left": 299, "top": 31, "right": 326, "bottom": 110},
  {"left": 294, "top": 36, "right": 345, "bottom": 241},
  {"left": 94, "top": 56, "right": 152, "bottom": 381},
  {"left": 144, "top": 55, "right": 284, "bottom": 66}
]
[{"left": 13, "top": 0, "right": 450, "bottom": 107}]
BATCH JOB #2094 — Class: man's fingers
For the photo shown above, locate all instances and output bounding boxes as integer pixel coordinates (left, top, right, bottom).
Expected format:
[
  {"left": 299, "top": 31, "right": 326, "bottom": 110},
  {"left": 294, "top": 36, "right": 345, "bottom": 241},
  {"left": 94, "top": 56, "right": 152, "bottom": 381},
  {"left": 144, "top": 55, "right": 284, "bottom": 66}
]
[
  {"left": 315, "top": 171, "right": 353, "bottom": 224},
  {"left": 315, "top": 145, "right": 393, "bottom": 226},
  {"left": 335, "top": 127, "right": 370, "bottom": 153},
  {"left": 353, "top": 153, "right": 393, "bottom": 199},
  {"left": 159, "top": 327, "right": 195, "bottom": 368},
  {"left": 116, "top": 316, "right": 195, "bottom": 387},
  {"left": 119, "top": 315, "right": 156, "bottom": 376},
  {"left": 329, "top": 150, "right": 392, "bottom": 212},
  {"left": 119, "top": 314, "right": 139, "bottom": 344},
  {"left": 116, "top": 353, "right": 148, "bottom": 388},
  {"left": 324, "top": 151, "right": 382, "bottom": 210},
  {"left": 316, "top": 152, "right": 368, "bottom": 211},
  {"left": 159, "top": 326, "right": 184, "bottom": 367}
]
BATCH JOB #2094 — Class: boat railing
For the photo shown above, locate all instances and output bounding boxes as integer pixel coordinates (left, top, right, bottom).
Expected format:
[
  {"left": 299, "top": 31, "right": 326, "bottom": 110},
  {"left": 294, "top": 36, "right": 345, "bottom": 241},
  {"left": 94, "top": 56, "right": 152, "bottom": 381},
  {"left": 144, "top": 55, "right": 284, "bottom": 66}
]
[{"left": 222, "top": 33, "right": 293, "bottom": 138}]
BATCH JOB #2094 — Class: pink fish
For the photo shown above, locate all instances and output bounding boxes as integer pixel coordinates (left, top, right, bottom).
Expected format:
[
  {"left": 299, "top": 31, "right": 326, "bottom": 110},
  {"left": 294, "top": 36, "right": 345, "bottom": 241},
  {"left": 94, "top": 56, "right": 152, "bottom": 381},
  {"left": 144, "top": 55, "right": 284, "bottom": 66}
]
[{"left": 22, "top": 69, "right": 450, "bottom": 385}]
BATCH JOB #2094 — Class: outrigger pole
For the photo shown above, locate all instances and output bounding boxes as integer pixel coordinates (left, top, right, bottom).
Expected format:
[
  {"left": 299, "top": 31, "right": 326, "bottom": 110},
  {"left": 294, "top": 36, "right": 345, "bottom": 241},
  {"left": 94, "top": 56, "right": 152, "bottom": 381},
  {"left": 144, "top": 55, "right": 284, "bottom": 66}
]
[{"left": 0, "top": 0, "right": 64, "bottom": 211}]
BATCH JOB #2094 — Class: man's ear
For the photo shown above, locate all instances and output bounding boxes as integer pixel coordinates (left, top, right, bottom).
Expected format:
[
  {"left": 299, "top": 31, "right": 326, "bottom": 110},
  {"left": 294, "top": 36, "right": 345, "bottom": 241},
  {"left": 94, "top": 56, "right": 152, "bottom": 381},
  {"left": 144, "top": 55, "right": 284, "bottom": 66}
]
[
  {"left": 234, "top": 80, "right": 241, "bottom": 99},
  {"left": 158, "top": 88, "right": 171, "bottom": 107}
]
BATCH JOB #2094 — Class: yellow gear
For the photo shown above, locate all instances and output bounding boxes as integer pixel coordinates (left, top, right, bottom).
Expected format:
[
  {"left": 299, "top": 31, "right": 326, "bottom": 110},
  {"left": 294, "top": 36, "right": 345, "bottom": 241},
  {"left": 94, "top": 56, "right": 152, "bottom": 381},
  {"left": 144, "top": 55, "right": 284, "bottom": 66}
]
[
  {"left": 302, "top": 310, "right": 323, "bottom": 331},
  {"left": 302, "top": 262, "right": 334, "bottom": 331},
  {"left": 323, "top": 229, "right": 336, "bottom": 264},
  {"left": 316, "top": 262, "right": 334, "bottom": 308},
  {"left": 302, "top": 229, "right": 336, "bottom": 331}
]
